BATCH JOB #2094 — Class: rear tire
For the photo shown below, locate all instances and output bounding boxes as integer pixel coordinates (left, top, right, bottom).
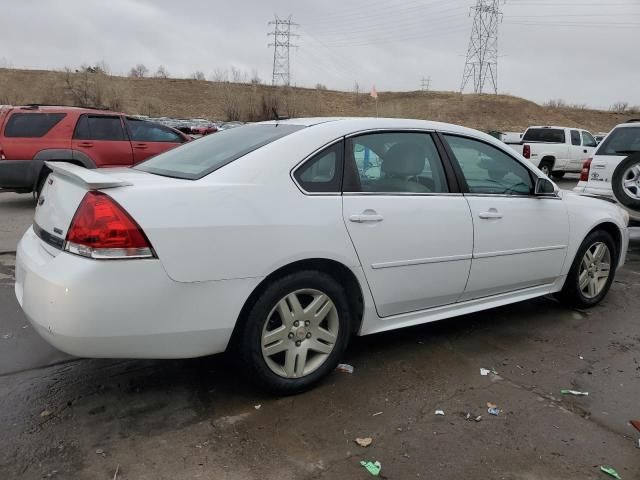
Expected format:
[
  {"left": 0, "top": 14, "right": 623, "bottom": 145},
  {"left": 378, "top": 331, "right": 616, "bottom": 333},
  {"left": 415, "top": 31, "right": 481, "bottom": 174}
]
[
  {"left": 557, "top": 229, "right": 617, "bottom": 308},
  {"left": 551, "top": 171, "right": 565, "bottom": 180},
  {"left": 238, "top": 270, "right": 352, "bottom": 395},
  {"left": 611, "top": 153, "right": 640, "bottom": 210},
  {"left": 539, "top": 160, "right": 553, "bottom": 177}
]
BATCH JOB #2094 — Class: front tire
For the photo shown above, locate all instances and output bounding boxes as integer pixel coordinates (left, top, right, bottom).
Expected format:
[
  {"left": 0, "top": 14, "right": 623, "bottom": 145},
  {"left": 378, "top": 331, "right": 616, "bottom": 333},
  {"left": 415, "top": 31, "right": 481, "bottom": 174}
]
[
  {"left": 239, "top": 270, "right": 352, "bottom": 395},
  {"left": 612, "top": 153, "right": 640, "bottom": 210},
  {"left": 558, "top": 230, "right": 617, "bottom": 308}
]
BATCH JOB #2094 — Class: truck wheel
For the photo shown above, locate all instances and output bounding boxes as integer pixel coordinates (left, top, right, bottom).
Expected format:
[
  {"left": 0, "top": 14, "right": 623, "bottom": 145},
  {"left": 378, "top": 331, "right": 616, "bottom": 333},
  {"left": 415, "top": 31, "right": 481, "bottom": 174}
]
[
  {"left": 612, "top": 153, "right": 640, "bottom": 210},
  {"left": 551, "top": 171, "right": 565, "bottom": 180},
  {"left": 539, "top": 160, "right": 553, "bottom": 177}
]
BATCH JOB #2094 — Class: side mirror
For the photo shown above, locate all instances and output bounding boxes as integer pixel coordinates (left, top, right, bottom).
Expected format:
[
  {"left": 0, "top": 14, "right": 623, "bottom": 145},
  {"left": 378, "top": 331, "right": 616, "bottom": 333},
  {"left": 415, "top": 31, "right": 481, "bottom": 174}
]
[{"left": 535, "top": 177, "right": 558, "bottom": 196}]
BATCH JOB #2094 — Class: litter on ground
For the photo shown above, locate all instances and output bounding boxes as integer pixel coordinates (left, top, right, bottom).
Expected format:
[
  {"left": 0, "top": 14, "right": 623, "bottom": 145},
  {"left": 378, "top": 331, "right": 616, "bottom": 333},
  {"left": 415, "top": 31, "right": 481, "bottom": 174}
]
[
  {"left": 600, "top": 466, "right": 622, "bottom": 479},
  {"left": 336, "top": 364, "right": 354, "bottom": 374},
  {"left": 435, "top": 410, "right": 445, "bottom": 416},
  {"left": 360, "top": 460, "right": 382, "bottom": 476},
  {"left": 629, "top": 419, "right": 640, "bottom": 432},
  {"left": 372, "top": 411, "right": 383, "bottom": 417},
  {"left": 355, "top": 437, "right": 373, "bottom": 447},
  {"left": 561, "top": 389, "right": 589, "bottom": 396}
]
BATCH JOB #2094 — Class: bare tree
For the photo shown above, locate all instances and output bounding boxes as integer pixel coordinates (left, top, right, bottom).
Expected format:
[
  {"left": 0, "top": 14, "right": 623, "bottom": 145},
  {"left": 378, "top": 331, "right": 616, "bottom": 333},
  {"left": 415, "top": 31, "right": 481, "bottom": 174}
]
[
  {"left": 315, "top": 83, "right": 327, "bottom": 90},
  {"left": 64, "top": 67, "right": 103, "bottom": 107},
  {"left": 222, "top": 84, "right": 241, "bottom": 120},
  {"left": 230, "top": 66, "right": 247, "bottom": 84},
  {"left": 128, "top": 64, "right": 149, "bottom": 78},
  {"left": 191, "top": 71, "right": 206, "bottom": 81},
  {"left": 611, "top": 101, "right": 629, "bottom": 113},
  {"left": 250, "top": 69, "right": 262, "bottom": 85},
  {"left": 94, "top": 60, "right": 110, "bottom": 75},
  {"left": 211, "top": 68, "right": 228, "bottom": 82},
  {"left": 154, "top": 65, "right": 169, "bottom": 78},
  {"left": 543, "top": 99, "right": 566, "bottom": 108}
]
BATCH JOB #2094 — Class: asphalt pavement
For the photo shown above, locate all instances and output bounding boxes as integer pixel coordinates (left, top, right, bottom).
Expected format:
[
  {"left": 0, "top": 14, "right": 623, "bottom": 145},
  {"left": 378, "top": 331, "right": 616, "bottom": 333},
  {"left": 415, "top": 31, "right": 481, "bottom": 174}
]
[{"left": 1, "top": 178, "right": 639, "bottom": 479}]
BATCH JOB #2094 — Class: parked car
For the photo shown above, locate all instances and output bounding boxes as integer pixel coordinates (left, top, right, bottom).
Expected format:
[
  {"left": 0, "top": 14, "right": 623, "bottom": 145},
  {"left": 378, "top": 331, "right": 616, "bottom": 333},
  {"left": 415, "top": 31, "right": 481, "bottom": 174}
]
[
  {"left": 0, "top": 105, "right": 190, "bottom": 195},
  {"left": 508, "top": 126, "right": 597, "bottom": 179},
  {"left": 573, "top": 119, "right": 640, "bottom": 222},
  {"left": 488, "top": 130, "right": 523, "bottom": 145},
  {"left": 16, "top": 118, "right": 628, "bottom": 394}
]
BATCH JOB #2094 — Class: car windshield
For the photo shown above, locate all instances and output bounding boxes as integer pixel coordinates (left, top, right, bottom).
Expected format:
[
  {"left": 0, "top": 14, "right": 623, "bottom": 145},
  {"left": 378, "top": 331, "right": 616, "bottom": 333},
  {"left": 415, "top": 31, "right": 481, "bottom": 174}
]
[
  {"left": 135, "top": 123, "right": 305, "bottom": 179},
  {"left": 596, "top": 126, "right": 640, "bottom": 156},
  {"left": 522, "top": 128, "right": 565, "bottom": 143}
]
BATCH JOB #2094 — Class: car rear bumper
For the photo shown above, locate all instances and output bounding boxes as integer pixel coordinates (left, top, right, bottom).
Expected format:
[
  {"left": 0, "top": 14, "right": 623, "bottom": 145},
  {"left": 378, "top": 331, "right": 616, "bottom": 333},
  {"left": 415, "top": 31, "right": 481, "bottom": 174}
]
[
  {"left": 15, "top": 226, "right": 260, "bottom": 359},
  {"left": 0, "top": 159, "right": 42, "bottom": 192}
]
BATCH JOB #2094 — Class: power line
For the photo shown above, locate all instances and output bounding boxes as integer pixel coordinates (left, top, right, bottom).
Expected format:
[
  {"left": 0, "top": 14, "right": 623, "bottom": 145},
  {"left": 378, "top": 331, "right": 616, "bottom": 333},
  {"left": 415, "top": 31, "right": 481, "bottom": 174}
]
[
  {"left": 421, "top": 76, "right": 432, "bottom": 92},
  {"left": 268, "top": 15, "right": 299, "bottom": 86},
  {"left": 461, "top": 0, "right": 503, "bottom": 95}
]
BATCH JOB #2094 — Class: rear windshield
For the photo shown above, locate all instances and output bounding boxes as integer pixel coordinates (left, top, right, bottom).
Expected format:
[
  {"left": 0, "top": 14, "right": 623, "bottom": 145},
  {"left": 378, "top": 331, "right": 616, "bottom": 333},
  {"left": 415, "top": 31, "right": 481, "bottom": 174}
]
[
  {"left": 4, "top": 112, "right": 66, "bottom": 137},
  {"left": 596, "top": 126, "right": 640, "bottom": 156},
  {"left": 135, "top": 124, "right": 304, "bottom": 180},
  {"left": 522, "top": 128, "right": 565, "bottom": 143}
]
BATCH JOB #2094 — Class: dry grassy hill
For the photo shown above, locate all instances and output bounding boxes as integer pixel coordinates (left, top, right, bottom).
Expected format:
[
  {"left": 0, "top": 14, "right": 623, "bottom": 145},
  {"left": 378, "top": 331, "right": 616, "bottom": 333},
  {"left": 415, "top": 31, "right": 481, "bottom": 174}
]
[{"left": 0, "top": 68, "right": 631, "bottom": 133}]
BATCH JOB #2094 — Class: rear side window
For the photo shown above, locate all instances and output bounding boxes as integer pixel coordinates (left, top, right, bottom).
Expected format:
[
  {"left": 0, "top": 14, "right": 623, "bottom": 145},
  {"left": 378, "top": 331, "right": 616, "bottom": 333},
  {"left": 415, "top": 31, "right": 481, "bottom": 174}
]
[
  {"left": 4, "top": 113, "right": 66, "bottom": 138},
  {"left": 294, "top": 141, "right": 343, "bottom": 193},
  {"left": 74, "top": 115, "right": 126, "bottom": 141},
  {"left": 596, "top": 127, "right": 640, "bottom": 156},
  {"left": 570, "top": 130, "right": 581, "bottom": 146},
  {"left": 522, "top": 128, "right": 565, "bottom": 143},
  {"left": 135, "top": 124, "right": 304, "bottom": 180},
  {"left": 126, "top": 118, "right": 184, "bottom": 143}
]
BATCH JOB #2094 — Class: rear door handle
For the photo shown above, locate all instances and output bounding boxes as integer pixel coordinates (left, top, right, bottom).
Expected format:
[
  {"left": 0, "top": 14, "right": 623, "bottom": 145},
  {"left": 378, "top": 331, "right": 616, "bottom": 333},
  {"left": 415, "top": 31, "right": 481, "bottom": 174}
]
[
  {"left": 349, "top": 214, "right": 384, "bottom": 223},
  {"left": 134, "top": 143, "right": 148, "bottom": 149},
  {"left": 478, "top": 209, "right": 502, "bottom": 219},
  {"left": 78, "top": 141, "right": 93, "bottom": 147}
]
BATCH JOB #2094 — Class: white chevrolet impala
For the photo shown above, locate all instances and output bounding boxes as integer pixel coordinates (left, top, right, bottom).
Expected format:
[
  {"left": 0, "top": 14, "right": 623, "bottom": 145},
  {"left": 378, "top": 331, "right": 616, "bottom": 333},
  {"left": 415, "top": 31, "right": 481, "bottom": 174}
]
[{"left": 15, "top": 118, "right": 629, "bottom": 393}]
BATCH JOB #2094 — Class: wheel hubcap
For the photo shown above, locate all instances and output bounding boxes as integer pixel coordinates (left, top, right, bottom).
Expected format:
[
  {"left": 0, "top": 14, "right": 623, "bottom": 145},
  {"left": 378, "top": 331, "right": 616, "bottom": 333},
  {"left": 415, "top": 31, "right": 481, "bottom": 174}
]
[
  {"left": 261, "top": 289, "right": 339, "bottom": 378},
  {"left": 622, "top": 164, "right": 640, "bottom": 200},
  {"left": 578, "top": 242, "right": 611, "bottom": 299}
]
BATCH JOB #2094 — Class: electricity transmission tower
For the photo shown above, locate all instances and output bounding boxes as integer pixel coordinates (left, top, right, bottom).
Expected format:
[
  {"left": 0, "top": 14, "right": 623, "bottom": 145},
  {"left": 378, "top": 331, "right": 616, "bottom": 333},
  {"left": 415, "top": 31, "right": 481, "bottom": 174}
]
[
  {"left": 420, "top": 76, "right": 431, "bottom": 92},
  {"left": 460, "top": 0, "right": 503, "bottom": 94},
  {"left": 268, "top": 16, "right": 299, "bottom": 86}
]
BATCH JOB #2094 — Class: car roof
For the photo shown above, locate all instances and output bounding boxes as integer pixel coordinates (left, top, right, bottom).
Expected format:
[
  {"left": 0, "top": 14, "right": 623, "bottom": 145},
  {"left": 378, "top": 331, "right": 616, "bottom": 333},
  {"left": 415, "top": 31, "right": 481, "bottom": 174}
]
[
  {"left": 526, "top": 125, "right": 587, "bottom": 130},
  {"left": 9, "top": 105, "right": 120, "bottom": 115},
  {"left": 615, "top": 119, "right": 640, "bottom": 128}
]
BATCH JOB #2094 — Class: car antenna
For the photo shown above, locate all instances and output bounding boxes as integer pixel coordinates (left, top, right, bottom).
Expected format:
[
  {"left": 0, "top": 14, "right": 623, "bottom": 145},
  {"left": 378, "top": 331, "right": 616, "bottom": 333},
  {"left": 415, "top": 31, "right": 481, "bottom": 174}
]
[{"left": 272, "top": 108, "right": 289, "bottom": 124}]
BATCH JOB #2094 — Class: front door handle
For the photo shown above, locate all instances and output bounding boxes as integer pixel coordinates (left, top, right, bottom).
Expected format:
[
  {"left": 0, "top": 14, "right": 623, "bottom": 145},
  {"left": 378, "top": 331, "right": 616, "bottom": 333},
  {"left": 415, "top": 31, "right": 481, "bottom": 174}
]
[
  {"left": 583, "top": 149, "right": 588, "bottom": 153},
  {"left": 78, "top": 141, "right": 93, "bottom": 147},
  {"left": 134, "top": 143, "right": 148, "bottom": 149},
  {"left": 478, "top": 209, "right": 502, "bottom": 220},
  {"left": 349, "top": 213, "right": 384, "bottom": 223}
]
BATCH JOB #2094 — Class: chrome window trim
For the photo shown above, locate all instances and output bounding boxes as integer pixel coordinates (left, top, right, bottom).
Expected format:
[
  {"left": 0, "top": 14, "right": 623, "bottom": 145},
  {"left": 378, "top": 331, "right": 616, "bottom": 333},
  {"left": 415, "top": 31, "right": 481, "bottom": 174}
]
[
  {"left": 463, "top": 193, "right": 562, "bottom": 200},
  {"left": 345, "top": 127, "right": 436, "bottom": 138},
  {"left": 343, "top": 191, "right": 463, "bottom": 197}
]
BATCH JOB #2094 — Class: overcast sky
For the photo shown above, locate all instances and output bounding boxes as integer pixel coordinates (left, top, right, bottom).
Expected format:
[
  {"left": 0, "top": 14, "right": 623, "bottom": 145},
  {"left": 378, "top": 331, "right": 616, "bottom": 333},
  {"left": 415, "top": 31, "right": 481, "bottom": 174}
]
[{"left": 1, "top": 0, "right": 639, "bottom": 109}]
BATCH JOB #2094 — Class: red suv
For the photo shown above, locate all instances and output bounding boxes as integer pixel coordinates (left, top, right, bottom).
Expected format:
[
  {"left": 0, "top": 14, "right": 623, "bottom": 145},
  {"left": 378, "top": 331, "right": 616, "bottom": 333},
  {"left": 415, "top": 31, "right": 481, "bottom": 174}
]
[{"left": 0, "top": 105, "right": 190, "bottom": 194}]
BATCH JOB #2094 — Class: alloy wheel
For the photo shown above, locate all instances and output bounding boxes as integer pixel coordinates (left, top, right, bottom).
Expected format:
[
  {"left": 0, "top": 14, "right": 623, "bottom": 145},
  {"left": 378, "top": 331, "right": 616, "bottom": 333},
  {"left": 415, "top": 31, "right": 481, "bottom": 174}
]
[
  {"left": 621, "top": 163, "right": 640, "bottom": 200},
  {"left": 261, "top": 289, "right": 339, "bottom": 378},
  {"left": 578, "top": 242, "right": 611, "bottom": 299}
]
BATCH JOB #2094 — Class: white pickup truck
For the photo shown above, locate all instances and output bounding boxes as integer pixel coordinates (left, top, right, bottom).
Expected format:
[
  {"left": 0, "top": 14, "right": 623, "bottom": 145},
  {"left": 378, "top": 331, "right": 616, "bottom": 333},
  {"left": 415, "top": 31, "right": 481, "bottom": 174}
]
[{"left": 509, "top": 126, "right": 597, "bottom": 179}]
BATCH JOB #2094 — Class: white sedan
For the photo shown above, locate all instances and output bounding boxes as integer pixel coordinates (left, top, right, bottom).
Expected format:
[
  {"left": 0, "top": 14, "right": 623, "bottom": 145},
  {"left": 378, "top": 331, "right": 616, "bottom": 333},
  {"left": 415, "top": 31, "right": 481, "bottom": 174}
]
[{"left": 15, "top": 118, "right": 629, "bottom": 394}]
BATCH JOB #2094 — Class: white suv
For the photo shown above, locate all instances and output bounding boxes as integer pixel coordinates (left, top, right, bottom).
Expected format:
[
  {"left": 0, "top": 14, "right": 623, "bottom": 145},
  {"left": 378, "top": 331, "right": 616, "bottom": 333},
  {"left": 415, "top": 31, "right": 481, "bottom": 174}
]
[{"left": 574, "top": 119, "right": 640, "bottom": 222}]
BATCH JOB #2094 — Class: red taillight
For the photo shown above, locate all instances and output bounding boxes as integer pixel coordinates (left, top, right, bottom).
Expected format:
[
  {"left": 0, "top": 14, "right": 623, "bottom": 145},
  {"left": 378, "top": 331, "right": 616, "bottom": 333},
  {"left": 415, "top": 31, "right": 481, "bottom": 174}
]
[
  {"left": 522, "top": 144, "right": 531, "bottom": 159},
  {"left": 65, "top": 191, "right": 154, "bottom": 259},
  {"left": 0, "top": 147, "right": 5, "bottom": 160},
  {"left": 579, "top": 157, "right": 593, "bottom": 182}
]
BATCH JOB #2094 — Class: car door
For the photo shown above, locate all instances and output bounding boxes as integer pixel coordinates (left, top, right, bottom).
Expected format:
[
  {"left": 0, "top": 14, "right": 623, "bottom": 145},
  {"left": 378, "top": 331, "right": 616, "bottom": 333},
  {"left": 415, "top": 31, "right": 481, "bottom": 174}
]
[
  {"left": 581, "top": 130, "right": 597, "bottom": 163},
  {"left": 71, "top": 114, "right": 134, "bottom": 167},
  {"left": 441, "top": 134, "right": 569, "bottom": 301},
  {"left": 341, "top": 131, "right": 473, "bottom": 318},
  {"left": 125, "top": 117, "right": 187, "bottom": 163}
]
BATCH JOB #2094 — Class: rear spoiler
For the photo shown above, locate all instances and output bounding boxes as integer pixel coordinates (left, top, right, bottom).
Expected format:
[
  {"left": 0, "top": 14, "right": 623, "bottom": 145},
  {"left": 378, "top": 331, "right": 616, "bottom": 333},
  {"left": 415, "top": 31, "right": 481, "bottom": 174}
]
[{"left": 45, "top": 162, "right": 132, "bottom": 189}]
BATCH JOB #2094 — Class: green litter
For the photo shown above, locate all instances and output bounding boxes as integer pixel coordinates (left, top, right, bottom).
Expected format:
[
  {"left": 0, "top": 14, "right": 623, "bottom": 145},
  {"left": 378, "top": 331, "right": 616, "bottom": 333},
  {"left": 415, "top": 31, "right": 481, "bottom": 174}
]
[
  {"left": 600, "top": 466, "right": 622, "bottom": 479},
  {"left": 560, "top": 389, "right": 589, "bottom": 396},
  {"left": 360, "top": 460, "right": 382, "bottom": 476}
]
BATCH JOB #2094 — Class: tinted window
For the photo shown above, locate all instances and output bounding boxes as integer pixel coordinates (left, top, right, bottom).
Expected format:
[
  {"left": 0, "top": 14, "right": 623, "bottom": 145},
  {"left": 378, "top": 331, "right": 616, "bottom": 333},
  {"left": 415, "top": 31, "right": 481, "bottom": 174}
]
[
  {"left": 444, "top": 135, "right": 533, "bottom": 195},
  {"left": 127, "top": 118, "right": 183, "bottom": 143},
  {"left": 135, "top": 124, "right": 304, "bottom": 180},
  {"left": 74, "top": 115, "right": 125, "bottom": 141},
  {"left": 596, "top": 127, "right": 640, "bottom": 156},
  {"left": 344, "top": 132, "right": 449, "bottom": 193},
  {"left": 522, "top": 128, "right": 565, "bottom": 143},
  {"left": 294, "top": 142, "right": 343, "bottom": 193},
  {"left": 4, "top": 113, "right": 65, "bottom": 137},
  {"left": 570, "top": 130, "right": 581, "bottom": 146},
  {"left": 581, "top": 131, "right": 596, "bottom": 148}
]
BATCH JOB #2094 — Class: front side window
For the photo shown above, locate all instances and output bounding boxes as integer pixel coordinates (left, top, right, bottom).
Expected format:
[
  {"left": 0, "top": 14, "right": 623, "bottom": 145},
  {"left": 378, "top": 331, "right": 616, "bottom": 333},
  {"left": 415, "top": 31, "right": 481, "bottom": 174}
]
[
  {"left": 294, "top": 141, "right": 343, "bottom": 193},
  {"left": 74, "top": 115, "right": 126, "bottom": 141},
  {"left": 126, "top": 118, "right": 184, "bottom": 143},
  {"left": 135, "top": 124, "right": 304, "bottom": 180},
  {"left": 581, "top": 131, "right": 597, "bottom": 148},
  {"left": 570, "top": 130, "right": 581, "bottom": 146},
  {"left": 596, "top": 126, "right": 640, "bottom": 156},
  {"left": 4, "top": 113, "right": 66, "bottom": 138},
  {"left": 444, "top": 135, "right": 533, "bottom": 195},
  {"left": 344, "top": 132, "right": 449, "bottom": 193}
]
